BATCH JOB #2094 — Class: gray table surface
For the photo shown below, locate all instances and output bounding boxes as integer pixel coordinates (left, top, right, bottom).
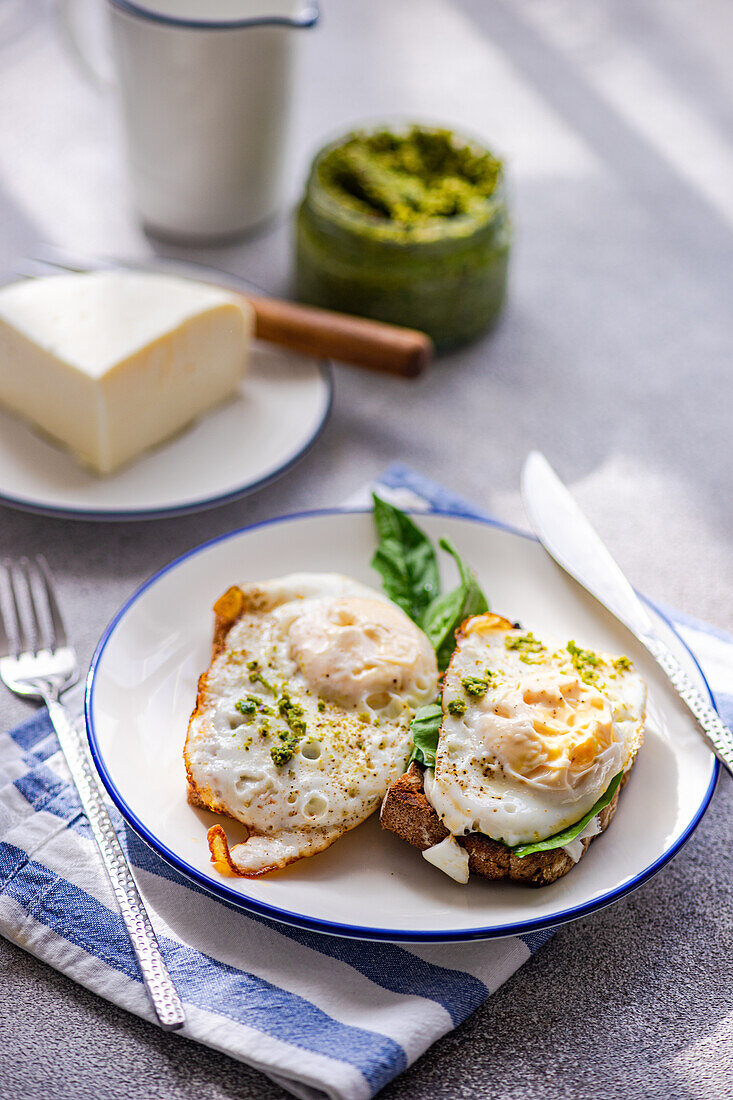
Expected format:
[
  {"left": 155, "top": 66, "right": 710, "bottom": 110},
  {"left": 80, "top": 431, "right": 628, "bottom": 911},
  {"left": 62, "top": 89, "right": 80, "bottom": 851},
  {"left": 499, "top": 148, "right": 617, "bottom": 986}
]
[{"left": 1, "top": 0, "right": 732, "bottom": 1097}]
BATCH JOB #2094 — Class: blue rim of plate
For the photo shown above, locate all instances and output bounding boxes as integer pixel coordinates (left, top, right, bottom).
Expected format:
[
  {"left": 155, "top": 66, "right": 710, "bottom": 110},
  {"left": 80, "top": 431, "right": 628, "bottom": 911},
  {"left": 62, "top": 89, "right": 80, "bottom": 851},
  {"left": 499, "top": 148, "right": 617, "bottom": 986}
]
[
  {"left": 0, "top": 362, "right": 332, "bottom": 522},
  {"left": 85, "top": 507, "right": 721, "bottom": 942},
  {"left": 108, "top": 0, "right": 320, "bottom": 32}
]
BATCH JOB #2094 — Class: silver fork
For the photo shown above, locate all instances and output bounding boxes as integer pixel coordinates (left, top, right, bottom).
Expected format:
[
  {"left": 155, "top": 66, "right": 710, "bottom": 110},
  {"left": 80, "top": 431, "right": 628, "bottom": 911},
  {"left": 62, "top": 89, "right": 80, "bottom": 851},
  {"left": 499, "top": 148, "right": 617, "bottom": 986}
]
[{"left": 0, "top": 557, "right": 186, "bottom": 1031}]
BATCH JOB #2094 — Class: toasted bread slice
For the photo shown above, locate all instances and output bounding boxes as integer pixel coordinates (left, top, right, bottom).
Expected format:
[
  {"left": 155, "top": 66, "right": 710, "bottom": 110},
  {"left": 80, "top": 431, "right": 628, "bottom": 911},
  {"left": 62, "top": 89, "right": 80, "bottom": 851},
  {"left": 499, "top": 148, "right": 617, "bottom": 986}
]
[{"left": 380, "top": 761, "right": 632, "bottom": 886}]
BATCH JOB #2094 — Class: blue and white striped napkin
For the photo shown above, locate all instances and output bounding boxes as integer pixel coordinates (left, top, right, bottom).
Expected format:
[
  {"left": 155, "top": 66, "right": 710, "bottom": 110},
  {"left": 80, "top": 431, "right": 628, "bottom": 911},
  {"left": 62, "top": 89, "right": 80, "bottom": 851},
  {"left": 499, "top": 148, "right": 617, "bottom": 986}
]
[{"left": 0, "top": 466, "right": 729, "bottom": 1100}]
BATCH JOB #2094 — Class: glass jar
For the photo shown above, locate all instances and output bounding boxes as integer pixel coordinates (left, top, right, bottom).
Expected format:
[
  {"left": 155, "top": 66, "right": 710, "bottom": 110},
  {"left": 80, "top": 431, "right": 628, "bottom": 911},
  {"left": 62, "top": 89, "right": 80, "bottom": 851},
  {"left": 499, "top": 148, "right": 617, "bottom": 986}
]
[{"left": 295, "top": 126, "right": 511, "bottom": 350}]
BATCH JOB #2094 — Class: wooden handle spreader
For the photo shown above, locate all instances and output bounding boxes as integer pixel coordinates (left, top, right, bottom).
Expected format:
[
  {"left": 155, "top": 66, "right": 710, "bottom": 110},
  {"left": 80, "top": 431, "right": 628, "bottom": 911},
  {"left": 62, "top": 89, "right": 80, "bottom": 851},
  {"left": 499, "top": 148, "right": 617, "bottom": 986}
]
[{"left": 245, "top": 294, "right": 433, "bottom": 378}]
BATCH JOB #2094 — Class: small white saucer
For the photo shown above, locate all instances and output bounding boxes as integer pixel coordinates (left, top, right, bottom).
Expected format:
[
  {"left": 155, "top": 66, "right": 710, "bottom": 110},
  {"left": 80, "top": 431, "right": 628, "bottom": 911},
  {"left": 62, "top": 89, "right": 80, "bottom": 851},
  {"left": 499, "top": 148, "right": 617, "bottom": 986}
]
[{"left": 0, "top": 342, "right": 331, "bottom": 520}]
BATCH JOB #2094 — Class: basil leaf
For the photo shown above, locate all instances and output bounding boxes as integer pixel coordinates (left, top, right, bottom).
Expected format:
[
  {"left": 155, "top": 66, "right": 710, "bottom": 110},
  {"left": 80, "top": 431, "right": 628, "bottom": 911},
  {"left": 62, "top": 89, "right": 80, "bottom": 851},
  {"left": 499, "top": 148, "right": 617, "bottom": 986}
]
[
  {"left": 422, "top": 538, "right": 489, "bottom": 670},
  {"left": 512, "top": 771, "right": 624, "bottom": 858},
  {"left": 408, "top": 702, "right": 442, "bottom": 768},
  {"left": 371, "top": 494, "right": 440, "bottom": 624}
]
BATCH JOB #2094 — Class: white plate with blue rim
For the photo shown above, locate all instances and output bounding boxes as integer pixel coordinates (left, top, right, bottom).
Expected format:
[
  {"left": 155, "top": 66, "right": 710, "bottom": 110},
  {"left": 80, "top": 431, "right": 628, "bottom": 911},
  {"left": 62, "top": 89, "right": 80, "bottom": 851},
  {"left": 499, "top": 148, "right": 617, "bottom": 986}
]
[
  {"left": 0, "top": 343, "right": 331, "bottom": 521},
  {"left": 86, "top": 508, "right": 719, "bottom": 941}
]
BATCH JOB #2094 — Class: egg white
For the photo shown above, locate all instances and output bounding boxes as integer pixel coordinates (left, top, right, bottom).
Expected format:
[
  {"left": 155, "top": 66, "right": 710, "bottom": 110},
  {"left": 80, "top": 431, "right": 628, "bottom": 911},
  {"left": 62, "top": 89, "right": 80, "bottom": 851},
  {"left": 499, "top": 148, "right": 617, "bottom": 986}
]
[
  {"left": 185, "top": 573, "right": 439, "bottom": 875},
  {"left": 424, "top": 615, "right": 645, "bottom": 848}
]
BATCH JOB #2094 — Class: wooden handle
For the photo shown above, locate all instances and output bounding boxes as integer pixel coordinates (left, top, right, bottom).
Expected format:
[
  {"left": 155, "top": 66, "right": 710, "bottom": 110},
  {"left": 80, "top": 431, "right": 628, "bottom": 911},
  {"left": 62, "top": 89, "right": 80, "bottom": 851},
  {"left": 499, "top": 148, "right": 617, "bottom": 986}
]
[{"left": 245, "top": 294, "right": 433, "bottom": 378}]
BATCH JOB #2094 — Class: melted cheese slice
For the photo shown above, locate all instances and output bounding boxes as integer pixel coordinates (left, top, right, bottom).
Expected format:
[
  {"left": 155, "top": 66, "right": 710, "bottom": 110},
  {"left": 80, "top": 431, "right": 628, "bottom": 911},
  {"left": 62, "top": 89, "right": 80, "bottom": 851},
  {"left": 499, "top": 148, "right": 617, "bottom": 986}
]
[{"left": 0, "top": 271, "right": 253, "bottom": 473}]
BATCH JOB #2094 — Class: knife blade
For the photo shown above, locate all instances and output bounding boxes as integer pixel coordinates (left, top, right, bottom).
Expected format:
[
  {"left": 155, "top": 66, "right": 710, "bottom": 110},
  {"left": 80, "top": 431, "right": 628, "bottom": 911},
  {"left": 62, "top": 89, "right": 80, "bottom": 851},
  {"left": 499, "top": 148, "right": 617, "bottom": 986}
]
[{"left": 521, "top": 450, "right": 733, "bottom": 777}]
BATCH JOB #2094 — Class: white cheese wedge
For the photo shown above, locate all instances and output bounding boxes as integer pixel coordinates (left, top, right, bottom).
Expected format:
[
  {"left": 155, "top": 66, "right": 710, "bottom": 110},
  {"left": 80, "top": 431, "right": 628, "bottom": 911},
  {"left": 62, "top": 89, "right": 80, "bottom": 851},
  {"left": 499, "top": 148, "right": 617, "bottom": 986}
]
[
  {"left": 0, "top": 271, "right": 253, "bottom": 474},
  {"left": 422, "top": 834, "right": 470, "bottom": 884}
]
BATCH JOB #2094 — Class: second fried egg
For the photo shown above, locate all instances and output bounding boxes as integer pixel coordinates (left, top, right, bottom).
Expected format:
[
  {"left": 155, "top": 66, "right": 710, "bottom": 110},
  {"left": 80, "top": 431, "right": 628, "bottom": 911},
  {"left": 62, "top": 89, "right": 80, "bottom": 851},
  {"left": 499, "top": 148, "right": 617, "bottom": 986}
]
[
  {"left": 185, "top": 573, "right": 439, "bottom": 876},
  {"left": 424, "top": 613, "right": 645, "bottom": 847}
]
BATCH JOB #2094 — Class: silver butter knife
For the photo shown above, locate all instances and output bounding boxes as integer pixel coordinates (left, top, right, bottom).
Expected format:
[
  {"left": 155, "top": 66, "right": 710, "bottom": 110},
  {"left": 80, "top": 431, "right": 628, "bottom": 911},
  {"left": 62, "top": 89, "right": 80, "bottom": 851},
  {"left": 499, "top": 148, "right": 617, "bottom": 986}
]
[{"left": 521, "top": 451, "right": 733, "bottom": 777}]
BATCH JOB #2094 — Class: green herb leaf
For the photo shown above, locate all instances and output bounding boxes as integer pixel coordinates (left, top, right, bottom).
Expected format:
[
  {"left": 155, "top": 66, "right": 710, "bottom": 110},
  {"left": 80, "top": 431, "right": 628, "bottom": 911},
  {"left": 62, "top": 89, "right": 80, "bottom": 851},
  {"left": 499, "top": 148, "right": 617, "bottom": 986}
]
[
  {"left": 512, "top": 771, "right": 624, "bottom": 858},
  {"left": 408, "top": 702, "right": 442, "bottom": 768},
  {"left": 370, "top": 494, "right": 440, "bottom": 623},
  {"left": 422, "top": 538, "right": 489, "bottom": 670}
]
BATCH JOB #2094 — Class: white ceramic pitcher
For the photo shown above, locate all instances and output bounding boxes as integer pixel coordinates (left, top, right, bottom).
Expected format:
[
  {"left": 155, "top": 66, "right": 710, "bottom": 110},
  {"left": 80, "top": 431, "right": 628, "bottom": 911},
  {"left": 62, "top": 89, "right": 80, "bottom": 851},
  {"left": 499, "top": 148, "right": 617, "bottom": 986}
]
[{"left": 61, "top": 0, "right": 319, "bottom": 241}]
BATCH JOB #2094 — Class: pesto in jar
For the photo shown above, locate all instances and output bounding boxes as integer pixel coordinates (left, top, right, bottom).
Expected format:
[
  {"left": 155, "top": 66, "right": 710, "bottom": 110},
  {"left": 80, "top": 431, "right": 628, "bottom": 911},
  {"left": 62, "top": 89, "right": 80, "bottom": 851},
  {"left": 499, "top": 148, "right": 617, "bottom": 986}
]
[{"left": 295, "top": 125, "right": 510, "bottom": 349}]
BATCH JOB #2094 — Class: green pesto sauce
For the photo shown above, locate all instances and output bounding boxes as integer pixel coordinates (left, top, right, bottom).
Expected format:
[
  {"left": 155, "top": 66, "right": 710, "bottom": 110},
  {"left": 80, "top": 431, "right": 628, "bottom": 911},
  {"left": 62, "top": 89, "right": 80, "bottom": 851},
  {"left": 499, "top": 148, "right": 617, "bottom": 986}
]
[
  {"left": 235, "top": 694, "right": 274, "bottom": 719},
  {"left": 278, "top": 693, "right": 307, "bottom": 737},
  {"left": 271, "top": 735, "right": 299, "bottom": 768},
  {"left": 239, "top": 661, "right": 308, "bottom": 767},
  {"left": 248, "top": 669, "right": 277, "bottom": 695},
  {"left": 316, "top": 126, "right": 502, "bottom": 227},
  {"left": 460, "top": 675, "right": 490, "bottom": 698},
  {"left": 297, "top": 125, "right": 510, "bottom": 348},
  {"left": 566, "top": 640, "right": 601, "bottom": 685},
  {"left": 505, "top": 632, "right": 546, "bottom": 655},
  {"left": 271, "top": 692, "right": 307, "bottom": 767},
  {"left": 235, "top": 697, "right": 257, "bottom": 718}
]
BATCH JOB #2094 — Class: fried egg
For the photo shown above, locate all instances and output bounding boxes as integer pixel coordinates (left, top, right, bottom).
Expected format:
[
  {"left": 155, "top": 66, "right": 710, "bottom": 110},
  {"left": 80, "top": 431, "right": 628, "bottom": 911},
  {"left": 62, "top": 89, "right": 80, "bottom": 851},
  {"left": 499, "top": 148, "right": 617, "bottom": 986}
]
[
  {"left": 423, "top": 613, "right": 645, "bottom": 848},
  {"left": 185, "top": 573, "right": 439, "bottom": 876}
]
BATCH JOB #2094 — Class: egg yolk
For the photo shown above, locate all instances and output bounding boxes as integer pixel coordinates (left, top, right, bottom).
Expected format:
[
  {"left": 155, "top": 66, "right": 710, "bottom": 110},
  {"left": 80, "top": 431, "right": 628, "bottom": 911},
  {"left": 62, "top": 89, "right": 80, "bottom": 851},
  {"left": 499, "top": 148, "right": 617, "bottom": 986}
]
[
  {"left": 477, "top": 671, "right": 615, "bottom": 790},
  {"left": 288, "top": 597, "right": 437, "bottom": 708}
]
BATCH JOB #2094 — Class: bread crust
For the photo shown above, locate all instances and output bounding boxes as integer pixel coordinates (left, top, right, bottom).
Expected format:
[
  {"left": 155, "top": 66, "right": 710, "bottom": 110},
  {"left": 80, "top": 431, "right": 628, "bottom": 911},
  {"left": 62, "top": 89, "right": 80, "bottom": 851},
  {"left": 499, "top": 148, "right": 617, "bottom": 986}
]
[{"left": 380, "top": 761, "right": 632, "bottom": 886}]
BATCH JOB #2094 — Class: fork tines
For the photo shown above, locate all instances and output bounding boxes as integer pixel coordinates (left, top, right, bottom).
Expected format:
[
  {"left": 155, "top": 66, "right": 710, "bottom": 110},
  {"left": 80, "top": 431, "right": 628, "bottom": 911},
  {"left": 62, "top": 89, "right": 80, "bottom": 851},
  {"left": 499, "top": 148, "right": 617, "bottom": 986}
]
[{"left": 0, "top": 556, "right": 67, "bottom": 658}]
